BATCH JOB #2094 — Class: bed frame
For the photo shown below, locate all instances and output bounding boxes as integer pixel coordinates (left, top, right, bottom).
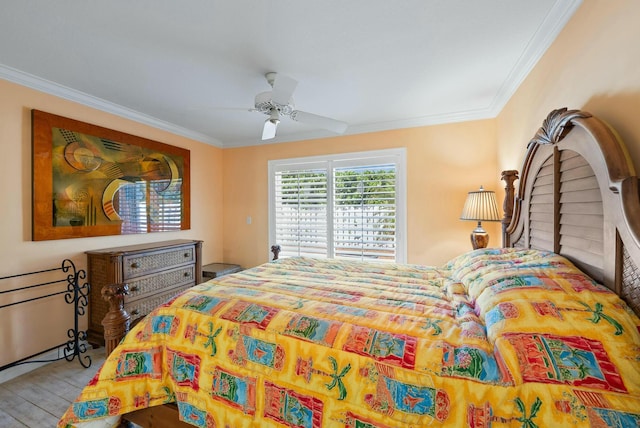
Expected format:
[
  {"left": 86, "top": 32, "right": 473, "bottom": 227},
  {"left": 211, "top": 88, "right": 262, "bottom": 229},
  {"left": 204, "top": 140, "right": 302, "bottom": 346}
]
[
  {"left": 115, "top": 108, "right": 640, "bottom": 427},
  {"left": 501, "top": 108, "right": 640, "bottom": 317}
]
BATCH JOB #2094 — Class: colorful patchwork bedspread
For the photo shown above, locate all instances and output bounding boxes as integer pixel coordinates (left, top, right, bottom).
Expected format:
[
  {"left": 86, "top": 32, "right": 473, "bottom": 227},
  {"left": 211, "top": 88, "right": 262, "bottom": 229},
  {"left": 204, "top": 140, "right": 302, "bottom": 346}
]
[{"left": 59, "top": 249, "right": 640, "bottom": 427}]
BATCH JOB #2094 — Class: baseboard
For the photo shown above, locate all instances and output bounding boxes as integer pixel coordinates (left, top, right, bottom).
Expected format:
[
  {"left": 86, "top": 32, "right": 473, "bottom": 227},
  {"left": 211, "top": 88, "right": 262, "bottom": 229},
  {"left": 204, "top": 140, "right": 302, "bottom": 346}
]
[{"left": 0, "top": 342, "right": 90, "bottom": 384}]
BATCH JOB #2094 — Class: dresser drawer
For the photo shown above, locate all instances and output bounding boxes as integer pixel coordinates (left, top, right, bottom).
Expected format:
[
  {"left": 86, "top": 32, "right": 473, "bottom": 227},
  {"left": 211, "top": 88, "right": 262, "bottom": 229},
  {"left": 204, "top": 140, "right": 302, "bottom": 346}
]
[
  {"left": 125, "top": 283, "right": 194, "bottom": 320},
  {"left": 123, "top": 245, "right": 195, "bottom": 279},
  {"left": 127, "top": 265, "right": 195, "bottom": 300}
]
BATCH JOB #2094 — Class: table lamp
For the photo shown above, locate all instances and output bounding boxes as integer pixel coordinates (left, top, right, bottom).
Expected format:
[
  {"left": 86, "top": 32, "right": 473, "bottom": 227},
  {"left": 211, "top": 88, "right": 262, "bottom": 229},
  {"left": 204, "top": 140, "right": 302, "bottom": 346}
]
[{"left": 460, "top": 186, "right": 501, "bottom": 249}]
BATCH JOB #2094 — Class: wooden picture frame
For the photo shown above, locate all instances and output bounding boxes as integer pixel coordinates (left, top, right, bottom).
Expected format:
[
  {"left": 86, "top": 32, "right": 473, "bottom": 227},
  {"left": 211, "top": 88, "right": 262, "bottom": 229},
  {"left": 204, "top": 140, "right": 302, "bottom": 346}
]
[{"left": 32, "top": 110, "right": 191, "bottom": 241}]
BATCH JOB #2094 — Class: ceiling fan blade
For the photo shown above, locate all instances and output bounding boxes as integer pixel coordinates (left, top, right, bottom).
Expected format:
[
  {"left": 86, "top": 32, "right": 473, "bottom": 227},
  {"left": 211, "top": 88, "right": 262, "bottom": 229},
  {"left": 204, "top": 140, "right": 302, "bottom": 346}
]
[
  {"left": 262, "top": 118, "right": 278, "bottom": 140},
  {"left": 169, "top": 105, "right": 255, "bottom": 114},
  {"left": 290, "top": 110, "right": 348, "bottom": 134},
  {"left": 271, "top": 74, "right": 298, "bottom": 105}
]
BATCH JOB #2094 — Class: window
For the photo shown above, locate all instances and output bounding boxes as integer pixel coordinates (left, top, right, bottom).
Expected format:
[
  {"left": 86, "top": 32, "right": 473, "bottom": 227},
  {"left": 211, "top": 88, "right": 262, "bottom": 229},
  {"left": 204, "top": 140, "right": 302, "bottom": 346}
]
[{"left": 269, "top": 148, "right": 406, "bottom": 263}]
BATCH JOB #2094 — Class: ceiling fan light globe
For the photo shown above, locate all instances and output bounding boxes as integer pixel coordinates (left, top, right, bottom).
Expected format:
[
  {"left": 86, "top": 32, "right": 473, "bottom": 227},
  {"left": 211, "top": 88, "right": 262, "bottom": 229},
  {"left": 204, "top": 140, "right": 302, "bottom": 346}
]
[{"left": 268, "top": 108, "right": 280, "bottom": 124}]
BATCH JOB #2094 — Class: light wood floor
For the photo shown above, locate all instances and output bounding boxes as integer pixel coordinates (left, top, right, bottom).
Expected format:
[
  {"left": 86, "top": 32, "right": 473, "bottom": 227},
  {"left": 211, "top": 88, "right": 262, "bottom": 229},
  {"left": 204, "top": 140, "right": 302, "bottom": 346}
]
[{"left": 0, "top": 347, "right": 106, "bottom": 427}]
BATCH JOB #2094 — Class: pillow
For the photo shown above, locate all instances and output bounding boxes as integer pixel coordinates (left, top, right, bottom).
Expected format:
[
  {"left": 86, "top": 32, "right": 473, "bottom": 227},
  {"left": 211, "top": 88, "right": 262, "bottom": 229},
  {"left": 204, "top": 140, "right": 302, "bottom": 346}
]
[
  {"left": 445, "top": 248, "right": 557, "bottom": 285},
  {"left": 443, "top": 248, "right": 513, "bottom": 271}
]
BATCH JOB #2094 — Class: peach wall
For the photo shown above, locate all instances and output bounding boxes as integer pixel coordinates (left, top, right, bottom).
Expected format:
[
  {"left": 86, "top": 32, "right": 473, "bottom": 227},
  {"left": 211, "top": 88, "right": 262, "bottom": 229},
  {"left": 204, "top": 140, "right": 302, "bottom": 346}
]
[
  {"left": 497, "top": 1, "right": 640, "bottom": 172},
  {"left": 0, "top": 79, "right": 223, "bottom": 366},
  {"left": 222, "top": 120, "right": 499, "bottom": 269}
]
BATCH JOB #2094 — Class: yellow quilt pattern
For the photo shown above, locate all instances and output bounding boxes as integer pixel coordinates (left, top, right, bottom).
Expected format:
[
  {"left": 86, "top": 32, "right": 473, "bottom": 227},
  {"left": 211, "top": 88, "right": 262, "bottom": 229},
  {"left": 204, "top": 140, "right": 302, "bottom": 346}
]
[{"left": 59, "top": 249, "right": 640, "bottom": 427}]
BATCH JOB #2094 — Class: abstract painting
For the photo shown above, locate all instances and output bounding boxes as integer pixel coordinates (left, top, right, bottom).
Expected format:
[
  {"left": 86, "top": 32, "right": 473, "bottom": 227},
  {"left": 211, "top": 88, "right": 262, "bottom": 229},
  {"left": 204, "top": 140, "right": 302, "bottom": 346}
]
[{"left": 32, "top": 110, "right": 190, "bottom": 240}]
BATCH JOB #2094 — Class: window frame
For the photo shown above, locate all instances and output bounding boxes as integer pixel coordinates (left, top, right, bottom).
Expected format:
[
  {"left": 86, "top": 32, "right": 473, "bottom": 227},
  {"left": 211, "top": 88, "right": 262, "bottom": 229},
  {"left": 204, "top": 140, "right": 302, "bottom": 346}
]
[{"left": 268, "top": 148, "right": 407, "bottom": 263}]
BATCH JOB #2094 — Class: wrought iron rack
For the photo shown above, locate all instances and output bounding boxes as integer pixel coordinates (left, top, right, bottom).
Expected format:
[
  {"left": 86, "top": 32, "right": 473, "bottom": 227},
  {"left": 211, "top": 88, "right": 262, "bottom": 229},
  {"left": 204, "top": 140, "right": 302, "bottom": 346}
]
[{"left": 0, "top": 259, "right": 92, "bottom": 370}]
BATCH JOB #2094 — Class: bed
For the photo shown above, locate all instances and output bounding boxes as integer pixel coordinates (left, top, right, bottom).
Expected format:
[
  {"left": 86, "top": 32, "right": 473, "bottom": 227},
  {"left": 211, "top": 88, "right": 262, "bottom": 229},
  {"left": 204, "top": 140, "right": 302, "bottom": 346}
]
[{"left": 58, "top": 108, "right": 640, "bottom": 428}]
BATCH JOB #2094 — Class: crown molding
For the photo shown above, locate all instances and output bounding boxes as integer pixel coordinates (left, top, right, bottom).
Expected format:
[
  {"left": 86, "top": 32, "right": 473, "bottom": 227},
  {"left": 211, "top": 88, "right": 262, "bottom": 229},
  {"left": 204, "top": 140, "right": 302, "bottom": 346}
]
[
  {"left": 0, "top": 64, "right": 223, "bottom": 147},
  {"left": 487, "top": 0, "right": 582, "bottom": 116}
]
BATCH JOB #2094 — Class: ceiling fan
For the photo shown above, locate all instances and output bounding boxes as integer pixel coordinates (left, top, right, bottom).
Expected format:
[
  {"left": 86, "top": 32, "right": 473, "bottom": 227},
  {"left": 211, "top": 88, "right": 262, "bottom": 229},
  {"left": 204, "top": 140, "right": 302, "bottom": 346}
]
[{"left": 253, "top": 72, "right": 348, "bottom": 140}]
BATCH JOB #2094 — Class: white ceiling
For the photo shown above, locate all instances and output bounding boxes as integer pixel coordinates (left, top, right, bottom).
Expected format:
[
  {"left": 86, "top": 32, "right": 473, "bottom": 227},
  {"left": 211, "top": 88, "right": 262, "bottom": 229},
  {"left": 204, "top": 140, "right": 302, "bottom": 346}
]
[{"left": 0, "top": 1, "right": 581, "bottom": 148}]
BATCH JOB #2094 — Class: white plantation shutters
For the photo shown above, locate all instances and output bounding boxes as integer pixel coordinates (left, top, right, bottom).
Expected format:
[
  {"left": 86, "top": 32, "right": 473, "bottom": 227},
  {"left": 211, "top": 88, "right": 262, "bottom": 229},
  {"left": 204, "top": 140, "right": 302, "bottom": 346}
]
[
  {"left": 333, "top": 164, "right": 396, "bottom": 260},
  {"left": 274, "top": 167, "right": 329, "bottom": 257},
  {"left": 269, "top": 149, "right": 406, "bottom": 262}
]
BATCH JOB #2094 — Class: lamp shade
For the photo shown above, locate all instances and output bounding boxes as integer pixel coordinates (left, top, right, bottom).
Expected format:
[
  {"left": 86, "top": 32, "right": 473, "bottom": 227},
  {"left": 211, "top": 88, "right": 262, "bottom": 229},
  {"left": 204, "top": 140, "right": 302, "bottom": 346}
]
[{"left": 460, "top": 186, "right": 501, "bottom": 222}]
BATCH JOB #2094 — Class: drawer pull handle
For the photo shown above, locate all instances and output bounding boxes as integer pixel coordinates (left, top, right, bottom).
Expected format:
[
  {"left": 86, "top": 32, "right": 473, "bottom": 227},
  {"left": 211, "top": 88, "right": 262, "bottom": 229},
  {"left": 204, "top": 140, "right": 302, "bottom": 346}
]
[
  {"left": 184, "top": 253, "right": 190, "bottom": 258},
  {"left": 131, "top": 309, "right": 140, "bottom": 316},
  {"left": 131, "top": 262, "right": 139, "bottom": 269},
  {"left": 130, "top": 285, "right": 139, "bottom": 292},
  {"left": 184, "top": 272, "right": 190, "bottom": 277}
]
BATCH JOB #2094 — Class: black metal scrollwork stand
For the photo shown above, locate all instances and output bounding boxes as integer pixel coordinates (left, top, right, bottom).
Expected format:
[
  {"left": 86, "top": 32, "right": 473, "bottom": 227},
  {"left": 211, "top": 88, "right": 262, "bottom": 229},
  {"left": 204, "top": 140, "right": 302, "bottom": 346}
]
[
  {"left": 0, "top": 259, "right": 92, "bottom": 370},
  {"left": 62, "top": 259, "right": 92, "bottom": 368}
]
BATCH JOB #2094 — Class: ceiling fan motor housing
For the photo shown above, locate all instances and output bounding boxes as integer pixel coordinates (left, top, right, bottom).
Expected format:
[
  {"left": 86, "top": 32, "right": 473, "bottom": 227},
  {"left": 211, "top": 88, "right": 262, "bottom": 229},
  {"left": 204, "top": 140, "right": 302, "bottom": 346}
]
[{"left": 255, "top": 91, "right": 294, "bottom": 116}]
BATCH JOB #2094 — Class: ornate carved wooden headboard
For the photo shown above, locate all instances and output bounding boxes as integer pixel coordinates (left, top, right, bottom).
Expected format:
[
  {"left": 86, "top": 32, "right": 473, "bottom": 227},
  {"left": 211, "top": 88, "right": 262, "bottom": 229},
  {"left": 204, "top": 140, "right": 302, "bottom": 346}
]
[{"left": 502, "top": 108, "right": 640, "bottom": 316}]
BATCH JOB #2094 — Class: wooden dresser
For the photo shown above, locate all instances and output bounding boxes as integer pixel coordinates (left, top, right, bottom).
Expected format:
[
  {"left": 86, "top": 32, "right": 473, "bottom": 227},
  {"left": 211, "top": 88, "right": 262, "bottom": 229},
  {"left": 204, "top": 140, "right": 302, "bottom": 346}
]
[{"left": 86, "top": 239, "right": 202, "bottom": 345}]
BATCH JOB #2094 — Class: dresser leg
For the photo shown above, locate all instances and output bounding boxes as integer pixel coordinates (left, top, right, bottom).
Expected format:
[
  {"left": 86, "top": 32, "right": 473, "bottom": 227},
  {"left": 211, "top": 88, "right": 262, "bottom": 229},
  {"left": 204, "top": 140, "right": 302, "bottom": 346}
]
[{"left": 101, "top": 283, "right": 131, "bottom": 356}]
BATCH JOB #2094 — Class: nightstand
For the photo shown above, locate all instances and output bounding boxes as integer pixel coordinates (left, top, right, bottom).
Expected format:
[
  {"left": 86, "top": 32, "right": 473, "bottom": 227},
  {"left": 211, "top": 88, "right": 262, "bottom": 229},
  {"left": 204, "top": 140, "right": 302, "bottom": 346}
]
[{"left": 202, "top": 263, "right": 242, "bottom": 280}]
